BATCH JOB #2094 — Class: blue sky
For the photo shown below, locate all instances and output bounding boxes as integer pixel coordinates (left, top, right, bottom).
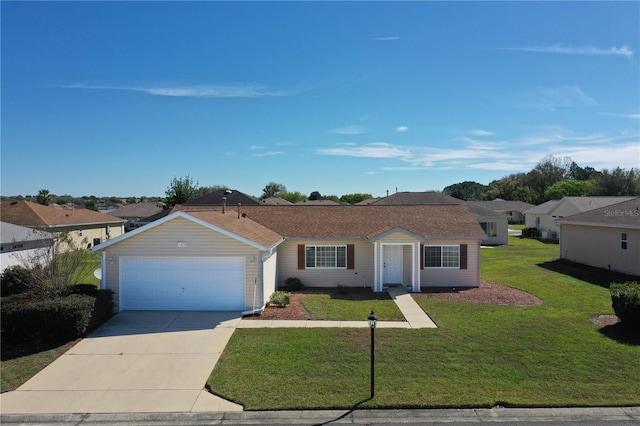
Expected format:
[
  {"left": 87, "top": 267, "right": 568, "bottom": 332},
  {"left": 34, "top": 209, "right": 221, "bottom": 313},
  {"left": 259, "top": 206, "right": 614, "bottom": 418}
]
[{"left": 2, "top": 1, "right": 639, "bottom": 199}]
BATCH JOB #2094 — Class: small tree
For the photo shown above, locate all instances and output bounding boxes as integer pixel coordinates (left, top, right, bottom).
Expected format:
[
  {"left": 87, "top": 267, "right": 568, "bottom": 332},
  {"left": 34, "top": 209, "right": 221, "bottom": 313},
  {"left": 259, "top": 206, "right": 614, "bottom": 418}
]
[
  {"left": 37, "top": 189, "right": 52, "bottom": 206},
  {"left": 165, "top": 175, "right": 201, "bottom": 208},
  {"left": 261, "top": 182, "right": 287, "bottom": 199},
  {"left": 11, "top": 231, "right": 96, "bottom": 299},
  {"left": 281, "top": 191, "right": 307, "bottom": 204}
]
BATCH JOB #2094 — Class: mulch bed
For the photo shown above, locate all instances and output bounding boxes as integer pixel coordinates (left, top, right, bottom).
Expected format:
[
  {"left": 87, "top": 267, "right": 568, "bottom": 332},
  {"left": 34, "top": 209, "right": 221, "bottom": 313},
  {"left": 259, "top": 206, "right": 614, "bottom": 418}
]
[{"left": 245, "top": 282, "right": 544, "bottom": 321}]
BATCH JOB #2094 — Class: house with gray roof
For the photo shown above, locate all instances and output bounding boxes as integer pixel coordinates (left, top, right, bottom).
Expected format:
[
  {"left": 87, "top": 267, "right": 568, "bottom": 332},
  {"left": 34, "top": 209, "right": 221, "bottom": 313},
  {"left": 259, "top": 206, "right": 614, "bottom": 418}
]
[
  {"left": 524, "top": 196, "right": 636, "bottom": 239},
  {"left": 93, "top": 204, "right": 485, "bottom": 313},
  {"left": 467, "top": 199, "right": 534, "bottom": 224},
  {"left": 559, "top": 197, "right": 640, "bottom": 276},
  {"left": 1, "top": 222, "right": 54, "bottom": 271}
]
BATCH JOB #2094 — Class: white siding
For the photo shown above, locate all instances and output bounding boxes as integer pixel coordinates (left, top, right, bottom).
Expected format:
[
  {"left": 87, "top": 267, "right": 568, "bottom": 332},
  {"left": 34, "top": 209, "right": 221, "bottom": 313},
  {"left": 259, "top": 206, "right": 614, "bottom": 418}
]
[
  {"left": 102, "top": 217, "right": 261, "bottom": 311},
  {"left": 561, "top": 224, "right": 640, "bottom": 276},
  {"left": 277, "top": 240, "right": 374, "bottom": 288},
  {"left": 261, "top": 249, "right": 278, "bottom": 309},
  {"left": 420, "top": 239, "right": 480, "bottom": 288}
]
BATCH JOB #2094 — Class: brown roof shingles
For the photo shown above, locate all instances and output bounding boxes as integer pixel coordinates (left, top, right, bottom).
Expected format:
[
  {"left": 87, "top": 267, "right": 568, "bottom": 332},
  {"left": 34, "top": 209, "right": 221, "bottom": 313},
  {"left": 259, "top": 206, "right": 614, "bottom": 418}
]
[
  {"left": 1, "top": 200, "right": 125, "bottom": 228},
  {"left": 177, "top": 205, "right": 485, "bottom": 240}
]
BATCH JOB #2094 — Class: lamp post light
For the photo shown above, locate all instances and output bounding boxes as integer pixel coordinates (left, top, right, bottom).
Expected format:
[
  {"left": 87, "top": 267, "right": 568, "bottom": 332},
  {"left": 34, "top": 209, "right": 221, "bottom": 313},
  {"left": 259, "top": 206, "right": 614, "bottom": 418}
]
[{"left": 367, "top": 309, "right": 378, "bottom": 399}]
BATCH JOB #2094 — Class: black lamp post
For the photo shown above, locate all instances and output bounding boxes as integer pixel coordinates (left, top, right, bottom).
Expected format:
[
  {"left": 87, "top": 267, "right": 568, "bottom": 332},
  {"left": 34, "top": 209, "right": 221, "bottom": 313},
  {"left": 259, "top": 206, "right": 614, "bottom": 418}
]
[{"left": 367, "top": 309, "right": 378, "bottom": 399}]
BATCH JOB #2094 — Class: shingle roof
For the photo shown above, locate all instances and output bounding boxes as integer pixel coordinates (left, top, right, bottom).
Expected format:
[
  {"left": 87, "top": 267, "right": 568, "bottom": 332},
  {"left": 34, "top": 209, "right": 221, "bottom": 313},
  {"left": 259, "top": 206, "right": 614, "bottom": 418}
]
[
  {"left": 261, "top": 197, "right": 293, "bottom": 205},
  {"left": 1, "top": 222, "right": 54, "bottom": 244},
  {"left": 467, "top": 200, "right": 534, "bottom": 212},
  {"left": 109, "top": 202, "right": 165, "bottom": 219},
  {"left": 560, "top": 197, "right": 640, "bottom": 228},
  {"left": 371, "top": 191, "right": 464, "bottom": 205},
  {"left": 185, "top": 210, "right": 284, "bottom": 248},
  {"left": 523, "top": 199, "right": 561, "bottom": 214},
  {"left": 294, "top": 199, "right": 340, "bottom": 205},
  {"left": 1, "top": 201, "right": 126, "bottom": 228},
  {"left": 185, "top": 189, "right": 262, "bottom": 206},
  {"left": 177, "top": 205, "right": 485, "bottom": 240},
  {"left": 564, "top": 196, "right": 636, "bottom": 212}
]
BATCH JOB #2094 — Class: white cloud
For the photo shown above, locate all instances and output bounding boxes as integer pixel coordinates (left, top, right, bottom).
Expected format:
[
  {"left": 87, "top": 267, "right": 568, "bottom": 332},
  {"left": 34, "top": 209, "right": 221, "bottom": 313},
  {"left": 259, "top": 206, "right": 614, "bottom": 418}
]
[
  {"left": 499, "top": 44, "right": 633, "bottom": 57},
  {"left": 371, "top": 37, "right": 400, "bottom": 41},
  {"left": 316, "top": 142, "right": 411, "bottom": 159},
  {"left": 522, "top": 86, "right": 597, "bottom": 110},
  {"left": 599, "top": 112, "right": 640, "bottom": 119},
  {"left": 250, "top": 145, "right": 266, "bottom": 150},
  {"left": 329, "top": 125, "right": 368, "bottom": 135},
  {"left": 252, "top": 151, "right": 286, "bottom": 158},
  {"left": 66, "top": 83, "right": 286, "bottom": 98},
  {"left": 470, "top": 129, "right": 493, "bottom": 136},
  {"left": 395, "top": 126, "right": 409, "bottom": 133}
]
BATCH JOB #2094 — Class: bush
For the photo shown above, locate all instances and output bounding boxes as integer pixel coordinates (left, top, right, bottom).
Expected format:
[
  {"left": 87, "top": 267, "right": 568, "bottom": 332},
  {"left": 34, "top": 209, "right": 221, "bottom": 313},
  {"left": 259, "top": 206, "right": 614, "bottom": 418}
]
[
  {"left": 269, "top": 291, "right": 292, "bottom": 308},
  {"left": 283, "top": 277, "right": 304, "bottom": 291},
  {"left": 610, "top": 281, "right": 640, "bottom": 328},
  {"left": 1, "top": 289, "right": 114, "bottom": 344},
  {"left": 1, "top": 267, "right": 35, "bottom": 296}
]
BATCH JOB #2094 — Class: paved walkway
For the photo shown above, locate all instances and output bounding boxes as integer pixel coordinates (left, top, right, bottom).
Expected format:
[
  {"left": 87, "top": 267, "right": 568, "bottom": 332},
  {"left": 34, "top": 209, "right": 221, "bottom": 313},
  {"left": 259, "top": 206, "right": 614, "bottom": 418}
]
[
  {"left": 238, "top": 286, "right": 437, "bottom": 329},
  {"left": 0, "top": 312, "right": 244, "bottom": 414}
]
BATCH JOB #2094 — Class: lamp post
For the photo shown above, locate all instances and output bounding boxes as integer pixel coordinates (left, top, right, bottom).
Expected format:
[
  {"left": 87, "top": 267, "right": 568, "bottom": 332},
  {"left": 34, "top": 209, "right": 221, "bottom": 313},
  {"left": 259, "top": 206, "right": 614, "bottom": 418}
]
[{"left": 367, "top": 309, "right": 378, "bottom": 399}]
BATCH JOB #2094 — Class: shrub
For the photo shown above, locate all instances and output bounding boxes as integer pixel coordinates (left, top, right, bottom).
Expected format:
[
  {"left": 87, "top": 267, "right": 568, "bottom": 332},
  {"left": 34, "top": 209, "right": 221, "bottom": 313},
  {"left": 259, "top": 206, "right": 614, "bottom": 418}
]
[
  {"left": 269, "top": 291, "right": 292, "bottom": 308},
  {"left": 1, "top": 289, "right": 114, "bottom": 343},
  {"left": 283, "top": 277, "right": 304, "bottom": 291},
  {"left": 610, "top": 281, "right": 640, "bottom": 328},
  {"left": 1, "top": 267, "right": 35, "bottom": 296}
]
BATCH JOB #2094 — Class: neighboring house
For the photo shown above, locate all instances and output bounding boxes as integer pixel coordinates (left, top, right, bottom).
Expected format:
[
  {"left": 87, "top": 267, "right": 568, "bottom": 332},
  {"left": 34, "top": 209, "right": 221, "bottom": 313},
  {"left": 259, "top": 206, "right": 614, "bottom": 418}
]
[
  {"left": 1, "top": 222, "right": 54, "bottom": 271},
  {"left": 92, "top": 205, "right": 485, "bottom": 313},
  {"left": 109, "top": 202, "right": 165, "bottom": 231},
  {"left": 559, "top": 197, "right": 640, "bottom": 276},
  {"left": 369, "top": 191, "right": 508, "bottom": 245},
  {"left": 261, "top": 197, "right": 293, "bottom": 205},
  {"left": 1, "top": 200, "right": 126, "bottom": 249},
  {"left": 185, "top": 188, "right": 262, "bottom": 206},
  {"left": 467, "top": 199, "right": 534, "bottom": 224},
  {"left": 524, "top": 196, "right": 636, "bottom": 239},
  {"left": 294, "top": 199, "right": 341, "bottom": 205}
]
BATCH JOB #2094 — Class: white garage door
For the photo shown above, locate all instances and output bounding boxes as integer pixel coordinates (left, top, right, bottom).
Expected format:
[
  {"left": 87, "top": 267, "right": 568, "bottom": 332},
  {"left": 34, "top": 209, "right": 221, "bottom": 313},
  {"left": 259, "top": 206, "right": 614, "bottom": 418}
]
[{"left": 120, "top": 257, "right": 245, "bottom": 311}]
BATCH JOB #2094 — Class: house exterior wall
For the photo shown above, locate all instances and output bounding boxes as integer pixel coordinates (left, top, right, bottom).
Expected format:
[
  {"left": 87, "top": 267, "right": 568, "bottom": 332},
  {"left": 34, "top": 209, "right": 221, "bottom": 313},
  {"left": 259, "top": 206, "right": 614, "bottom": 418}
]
[
  {"left": 420, "top": 239, "right": 480, "bottom": 288},
  {"left": 560, "top": 224, "right": 640, "bottom": 276},
  {"left": 1, "top": 241, "right": 53, "bottom": 271},
  {"left": 261, "top": 249, "right": 278, "bottom": 309},
  {"left": 52, "top": 224, "right": 125, "bottom": 251},
  {"left": 276, "top": 239, "right": 374, "bottom": 288},
  {"left": 479, "top": 216, "right": 508, "bottom": 245},
  {"left": 526, "top": 203, "right": 579, "bottom": 238},
  {"left": 101, "top": 217, "right": 260, "bottom": 311}
]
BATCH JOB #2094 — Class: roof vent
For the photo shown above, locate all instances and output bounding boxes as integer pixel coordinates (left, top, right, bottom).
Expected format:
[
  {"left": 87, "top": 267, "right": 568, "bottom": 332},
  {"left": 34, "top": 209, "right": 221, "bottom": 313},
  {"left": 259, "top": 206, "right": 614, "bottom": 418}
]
[{"left": 224, "top": 189, "right": 233, "bottom": 194}]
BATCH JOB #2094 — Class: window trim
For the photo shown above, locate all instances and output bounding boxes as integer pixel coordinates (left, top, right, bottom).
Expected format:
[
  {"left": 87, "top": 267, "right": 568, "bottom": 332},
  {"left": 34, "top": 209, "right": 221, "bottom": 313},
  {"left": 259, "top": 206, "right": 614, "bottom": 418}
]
[
  {"left": 480, "top": 221, "right": 497, "bottom": 237},
  {"left": 621, "top": 232, "right": 628, "bottom": 250},
  {"left": 305, "top": 245, "right": 348, "bottom": 269},
  {"left": 424, "top": 244, "right": 460, "bottom": 269}
]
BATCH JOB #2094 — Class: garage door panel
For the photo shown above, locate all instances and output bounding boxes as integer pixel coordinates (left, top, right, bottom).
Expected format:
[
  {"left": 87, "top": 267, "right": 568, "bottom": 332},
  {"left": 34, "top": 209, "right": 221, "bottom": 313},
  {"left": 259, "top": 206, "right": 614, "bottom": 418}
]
[{"left": 121, "top": 257, "right": 245, "bottom": 311}]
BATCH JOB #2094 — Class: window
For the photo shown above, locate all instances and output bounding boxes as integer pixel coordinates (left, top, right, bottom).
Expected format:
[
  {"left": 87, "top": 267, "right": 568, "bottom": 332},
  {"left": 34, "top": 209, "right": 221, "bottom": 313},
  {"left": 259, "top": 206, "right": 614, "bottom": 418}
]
[
  {"left": 305, "top": 245, "right": 347, "bottom": 269},
  {"left": 425, "top": 245, "right": 459, "bottom": 268},
  {"left": 621, "top": 233, "right": 628, "bottom": 250},
  {"left": 480, "top": 221, "right": 497, "bottom": 237}
]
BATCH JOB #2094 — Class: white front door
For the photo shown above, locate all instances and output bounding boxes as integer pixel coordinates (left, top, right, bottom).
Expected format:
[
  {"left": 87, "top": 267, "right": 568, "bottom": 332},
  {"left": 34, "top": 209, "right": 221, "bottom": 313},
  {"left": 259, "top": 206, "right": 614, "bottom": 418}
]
[{"left": 383, "top": 245, "right": 403, "bottom": 285}]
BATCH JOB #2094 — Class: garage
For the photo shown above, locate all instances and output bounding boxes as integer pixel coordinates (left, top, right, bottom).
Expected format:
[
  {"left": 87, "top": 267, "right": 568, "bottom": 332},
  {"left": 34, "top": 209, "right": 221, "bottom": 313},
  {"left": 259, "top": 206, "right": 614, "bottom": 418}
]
[{"left": 120, "top": 257, "right": 245, "bottom": 311}]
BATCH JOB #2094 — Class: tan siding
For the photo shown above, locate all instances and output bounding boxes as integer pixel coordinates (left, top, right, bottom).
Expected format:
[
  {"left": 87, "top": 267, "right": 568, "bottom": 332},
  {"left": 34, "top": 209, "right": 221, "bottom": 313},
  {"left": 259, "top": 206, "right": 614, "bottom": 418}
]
[
  {"left": 103, "top": 217, "right": 259, "bottom": 311},
  {"left": 561, "top": 224, "right": 640, "bottom": 276},
  {"left": 262, "top": 250, "right": 278, "bottom": 305},
  {"left": 277, "top": 240, "right": 374, "bottom": 288},
  {"left": 420, "top": 239, "right": 480, "bottom": 287}
]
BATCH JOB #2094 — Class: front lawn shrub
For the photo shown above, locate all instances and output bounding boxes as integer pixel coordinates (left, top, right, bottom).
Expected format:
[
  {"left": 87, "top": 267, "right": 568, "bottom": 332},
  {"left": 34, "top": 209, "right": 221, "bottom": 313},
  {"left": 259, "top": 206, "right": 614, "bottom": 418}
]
[
  {"left": 610, "top": 281, "right": 640, "bottom": 329},
  {"left": 1, "top": 266, "right": 35, "bottom": 296},
  {"left": 87, "top": 289, "right": 114, "bottom": 332},
  {"left": 2, "top": 294, "right": 95, "bottom": 344},
  {"left": 283, "top": 277, "right": 304, "bottom": 291},
  {"left": 269, "top": 291, "right": 292, "bottom": 308}
]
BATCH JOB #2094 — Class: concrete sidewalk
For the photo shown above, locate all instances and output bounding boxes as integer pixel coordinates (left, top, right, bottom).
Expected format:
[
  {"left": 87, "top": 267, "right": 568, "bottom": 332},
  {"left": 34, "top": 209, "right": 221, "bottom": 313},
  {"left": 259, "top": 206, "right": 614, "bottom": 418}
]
[{"left": 238, "top": 286, "right": 437, "bottom": 329}]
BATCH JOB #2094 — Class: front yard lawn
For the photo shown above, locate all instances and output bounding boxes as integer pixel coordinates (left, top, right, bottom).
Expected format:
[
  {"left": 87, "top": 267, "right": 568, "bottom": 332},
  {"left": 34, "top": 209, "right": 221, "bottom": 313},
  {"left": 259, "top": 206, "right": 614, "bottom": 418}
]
[
  {"left": 209, "top": 236, "right": 640, "bottom": 410},
  {"left": 302, "top": 292, "right": 404, "bottom": 321}
]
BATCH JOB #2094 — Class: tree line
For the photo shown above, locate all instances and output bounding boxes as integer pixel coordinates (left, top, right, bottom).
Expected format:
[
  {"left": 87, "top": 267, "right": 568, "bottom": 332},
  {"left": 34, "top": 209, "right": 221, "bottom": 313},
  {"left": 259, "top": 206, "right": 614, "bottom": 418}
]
[{"left": 442, "top": 155, "right": 640, "bottom": 204}]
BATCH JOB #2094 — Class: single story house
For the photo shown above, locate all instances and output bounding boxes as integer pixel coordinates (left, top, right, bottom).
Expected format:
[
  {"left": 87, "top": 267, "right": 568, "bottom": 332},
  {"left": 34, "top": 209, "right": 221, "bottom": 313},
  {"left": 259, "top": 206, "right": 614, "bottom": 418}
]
[
  {"left": 92, "top": 205, "right": 485, "bottom": 313},
  {"left": 1, "top": 222, "right": 54, "bottom": 271},
  {"left": 523, "top": 196, "right": 636, "bottom": 239},
  {"left": 368, "top": 191, "right": 508, "bottom": 245},
  {"left": 1, "top": 200, "right": 126, "bottom": 250},
  {"left": 467, "top": 199, "right": 534, "bottom": 224},
  {"left": 559, "top": 197, "right": 640, "bottom": 276},
  {"left": 109, "top": 202, "right": 166, "bottom": 231}
]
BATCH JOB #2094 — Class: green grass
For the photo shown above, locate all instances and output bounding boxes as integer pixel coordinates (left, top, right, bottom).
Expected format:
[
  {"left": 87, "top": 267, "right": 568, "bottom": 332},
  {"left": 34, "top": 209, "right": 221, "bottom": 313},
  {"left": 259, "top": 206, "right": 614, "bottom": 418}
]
[
  {"left": 209, "top": 236, "right": 640, "bottom": 410},
  {"left": 1, "top": 340, "right": 79, "bottom": 393},
  {"left": 70, "top": 250, "right": 101, "bottom": 287},
  {"left": 302, "top": 293, "right": 404, "bottom": 321}
]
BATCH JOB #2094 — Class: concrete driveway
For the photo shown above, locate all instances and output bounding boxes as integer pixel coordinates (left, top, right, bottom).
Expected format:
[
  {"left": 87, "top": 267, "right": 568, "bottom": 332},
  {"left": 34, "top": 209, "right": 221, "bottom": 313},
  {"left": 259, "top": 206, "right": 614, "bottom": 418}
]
[{"left": 0, "top": 311, "right": 244, "bottom": 414}]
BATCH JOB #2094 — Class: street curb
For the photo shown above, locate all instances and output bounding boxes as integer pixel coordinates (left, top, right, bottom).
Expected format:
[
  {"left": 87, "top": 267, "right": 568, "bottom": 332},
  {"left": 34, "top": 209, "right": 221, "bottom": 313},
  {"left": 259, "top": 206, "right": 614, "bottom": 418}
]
[{"left": 1, "top": 406, "right": 639, "bottom": 424}]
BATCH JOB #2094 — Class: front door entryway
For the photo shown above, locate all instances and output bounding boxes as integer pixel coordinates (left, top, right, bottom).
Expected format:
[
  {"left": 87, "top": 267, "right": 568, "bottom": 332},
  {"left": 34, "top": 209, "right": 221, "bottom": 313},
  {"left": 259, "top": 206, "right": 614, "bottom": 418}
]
[{"left": 383, "top": 245, "right": 403, "bottom": 286}]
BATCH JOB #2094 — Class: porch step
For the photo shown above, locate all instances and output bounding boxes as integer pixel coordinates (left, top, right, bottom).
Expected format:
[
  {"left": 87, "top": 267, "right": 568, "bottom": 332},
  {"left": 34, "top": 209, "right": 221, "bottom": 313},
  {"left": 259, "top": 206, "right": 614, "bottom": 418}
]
[{"left": 387, "top": 287, "right": 437, "bottom": 329}]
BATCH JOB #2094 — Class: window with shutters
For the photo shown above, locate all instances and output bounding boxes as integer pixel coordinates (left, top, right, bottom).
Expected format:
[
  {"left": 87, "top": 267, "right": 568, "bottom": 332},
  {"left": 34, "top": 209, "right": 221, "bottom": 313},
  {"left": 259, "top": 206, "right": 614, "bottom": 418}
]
[
  {"left": 305, "top": 245, "right": 347, "bottom": 269},
  {"left": 424, "top": 245, "right": 460, "bottom": 269}
]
